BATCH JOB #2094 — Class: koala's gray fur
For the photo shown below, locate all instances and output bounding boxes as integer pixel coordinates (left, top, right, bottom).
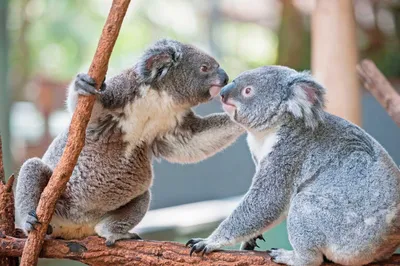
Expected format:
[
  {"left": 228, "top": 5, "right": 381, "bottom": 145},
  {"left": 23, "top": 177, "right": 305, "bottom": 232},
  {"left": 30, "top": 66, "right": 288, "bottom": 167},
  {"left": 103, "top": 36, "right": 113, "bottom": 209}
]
[
  {"left": 15, "top": 39, "right": 244, "bottom": 245},
  {"left": 187, "top": 66, "right": 400, "bottom": 266}
]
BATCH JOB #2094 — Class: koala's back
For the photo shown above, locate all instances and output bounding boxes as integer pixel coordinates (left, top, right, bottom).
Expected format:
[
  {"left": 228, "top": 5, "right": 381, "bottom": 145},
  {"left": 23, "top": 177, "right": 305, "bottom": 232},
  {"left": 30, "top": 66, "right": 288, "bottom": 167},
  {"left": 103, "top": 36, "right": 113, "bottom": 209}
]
[
  {"left": 288, "top": 113, "right": 400, "bottom": 263},
  {"left": 303, "top": 113, "right": 400, "bottom": 197},
  {"left": 42, "top": 128, "right": 152, "bottom": 224}
]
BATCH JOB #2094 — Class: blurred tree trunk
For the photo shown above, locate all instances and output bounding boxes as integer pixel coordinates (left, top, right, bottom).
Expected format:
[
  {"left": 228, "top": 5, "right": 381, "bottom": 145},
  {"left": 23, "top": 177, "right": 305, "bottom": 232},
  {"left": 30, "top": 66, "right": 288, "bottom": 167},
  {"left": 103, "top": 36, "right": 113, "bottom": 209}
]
[
  {"left": 0, "top": 0, "right": 12, "bottom": 178},
  {"left": 311, "top": 0, "right": 361, "bottom": 125},
  {"left": 207, "top": 0, "right": 221, "bottom": 59},
  {"left": 11, "top": 0, "right": 31, "bottom": 102},
  {"left": 391, "top": 1, "right": 400, "bottom": 40},
  {"left": 277, "top": 0, "right": 305, "bottom": 68}
]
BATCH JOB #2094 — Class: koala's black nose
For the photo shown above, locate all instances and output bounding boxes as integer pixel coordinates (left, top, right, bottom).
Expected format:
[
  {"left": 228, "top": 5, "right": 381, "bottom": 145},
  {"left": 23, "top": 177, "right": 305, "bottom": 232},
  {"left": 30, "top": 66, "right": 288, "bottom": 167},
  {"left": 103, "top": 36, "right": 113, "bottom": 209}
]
[
  {"left": 217, "top": 68, "right": 229, "bottom": 86},
  {"left": 220, "top": 82, "right": 235, "bottom": 102}
]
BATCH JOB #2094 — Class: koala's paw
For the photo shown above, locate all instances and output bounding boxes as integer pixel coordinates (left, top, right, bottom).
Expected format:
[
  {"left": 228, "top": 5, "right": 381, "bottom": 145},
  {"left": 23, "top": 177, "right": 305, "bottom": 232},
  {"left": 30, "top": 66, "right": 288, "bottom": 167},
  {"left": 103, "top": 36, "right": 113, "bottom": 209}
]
[
  {"left": 186, "top": 238, "right": 221, "bottom": 256},
  {"left": 23, "top": 210, "right": 53, "bottom": 235},
  {"left": 74, "top": 73, "right": 106, "bottom": 96},
  {"left": 104, "top": 232, "right": 142, "bottom": 247},
  {"left": 240, "top": 234, "right": 265, "bottom": 250},
  {"left": 267, "top": 248, "right": 294, "bottom": 265}
]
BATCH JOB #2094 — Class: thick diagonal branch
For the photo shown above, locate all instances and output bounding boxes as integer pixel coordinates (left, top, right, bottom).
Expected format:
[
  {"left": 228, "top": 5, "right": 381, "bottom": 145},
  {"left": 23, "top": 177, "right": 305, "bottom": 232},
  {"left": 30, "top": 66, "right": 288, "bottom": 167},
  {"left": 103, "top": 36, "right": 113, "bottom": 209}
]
[
  {"left": 357, "top": 59, "right": 400, "bottom": 127},
  {"left": 19, "top": 1, "right": 131, "bottom": 265}
]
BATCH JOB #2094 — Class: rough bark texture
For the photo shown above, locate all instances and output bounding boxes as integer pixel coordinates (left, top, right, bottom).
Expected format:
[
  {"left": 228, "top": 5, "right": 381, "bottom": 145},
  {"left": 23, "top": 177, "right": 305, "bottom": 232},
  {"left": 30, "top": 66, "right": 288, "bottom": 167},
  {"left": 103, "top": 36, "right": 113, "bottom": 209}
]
[
  {"left": 1, "top": 236, "right": 400, "bottom": 266},
  {"left": 0, "top": 135, "right": 18, "bottom": 266},
  {"left": 357, "top": 59, "right": 400, "bottom": 127},
  {"left": 19, "top": 1, "right": 131, "bottom": 265}
]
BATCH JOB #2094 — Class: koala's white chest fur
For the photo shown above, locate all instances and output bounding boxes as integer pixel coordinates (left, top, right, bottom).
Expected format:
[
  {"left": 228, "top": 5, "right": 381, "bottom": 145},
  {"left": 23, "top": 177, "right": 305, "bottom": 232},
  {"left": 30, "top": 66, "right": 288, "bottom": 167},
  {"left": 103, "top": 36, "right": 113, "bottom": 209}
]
[
  {"left": 247, "top": 127, "right": 280, "bottom": 163},
  {"left": 119, "top": 88, "right": 185, "bottom": 155}
]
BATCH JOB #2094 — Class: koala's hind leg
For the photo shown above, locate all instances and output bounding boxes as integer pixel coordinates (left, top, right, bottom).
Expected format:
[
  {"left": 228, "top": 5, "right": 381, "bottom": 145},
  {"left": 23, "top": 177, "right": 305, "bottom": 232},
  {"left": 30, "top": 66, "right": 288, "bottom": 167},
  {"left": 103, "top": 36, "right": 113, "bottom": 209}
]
[
  {"left": 268, "top": 197, "right": 324, "bottom": 266},
  {"left": 94, "top": 190, "right": 150, "bottom": 246},
  {"left": 15, "top": 158, "right": 53, "bottom": 235}
]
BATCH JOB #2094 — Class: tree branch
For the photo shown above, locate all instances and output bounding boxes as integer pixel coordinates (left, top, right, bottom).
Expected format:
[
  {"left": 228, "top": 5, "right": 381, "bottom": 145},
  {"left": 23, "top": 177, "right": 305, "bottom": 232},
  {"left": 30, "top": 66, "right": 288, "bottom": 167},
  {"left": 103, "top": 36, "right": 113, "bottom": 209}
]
[
  {"left": 1, "top": 236, "right": 400, "bottom": 266},
  {"left": 19, "top": 1, "right": 131, "bottom": 265},
  {"left": 0, "top": 135, "right": 18, "bottom": 266},
  {"left": 357, "top": 59, "right": 400, "bottom": 127}
]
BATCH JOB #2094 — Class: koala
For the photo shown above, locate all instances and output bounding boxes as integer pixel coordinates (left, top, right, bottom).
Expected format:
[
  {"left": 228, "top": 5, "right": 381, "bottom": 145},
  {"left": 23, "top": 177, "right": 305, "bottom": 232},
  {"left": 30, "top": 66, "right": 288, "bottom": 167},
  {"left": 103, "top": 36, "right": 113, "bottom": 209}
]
[
  {"left": 187, "top": 66, "right": 400, "bottom": 266},
  {"left": 15, "top": 39, "right": 244, "bottom": 246}
]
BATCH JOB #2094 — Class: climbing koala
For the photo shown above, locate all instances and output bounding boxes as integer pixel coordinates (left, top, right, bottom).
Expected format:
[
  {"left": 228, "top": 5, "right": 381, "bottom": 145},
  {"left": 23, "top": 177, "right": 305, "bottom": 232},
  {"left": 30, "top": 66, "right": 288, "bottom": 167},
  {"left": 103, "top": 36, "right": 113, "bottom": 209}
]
[
  {"left": 15, "top": 39, "right": 244, "bottom": 246},
  {"left": 187, "top": 66, "right": 400, "bottom": 266}
]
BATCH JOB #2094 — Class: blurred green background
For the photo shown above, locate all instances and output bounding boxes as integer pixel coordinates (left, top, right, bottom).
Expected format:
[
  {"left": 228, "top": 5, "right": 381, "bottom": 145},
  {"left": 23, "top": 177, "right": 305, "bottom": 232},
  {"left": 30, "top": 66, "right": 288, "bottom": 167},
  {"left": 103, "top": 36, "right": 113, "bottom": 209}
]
[{"left": 0, "top": 0, "right": 400, "bottom": 265}]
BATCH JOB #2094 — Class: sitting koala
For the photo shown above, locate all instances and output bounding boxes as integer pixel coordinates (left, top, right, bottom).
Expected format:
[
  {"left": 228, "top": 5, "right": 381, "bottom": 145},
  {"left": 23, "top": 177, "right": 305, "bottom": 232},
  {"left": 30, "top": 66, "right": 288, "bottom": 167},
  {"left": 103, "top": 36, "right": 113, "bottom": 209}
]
[
  {"left": 15, "top": 39, "right": 244, "bottom": 246},
  {"left": 187, "top": 66, "right": 400, "bottom": 266}
]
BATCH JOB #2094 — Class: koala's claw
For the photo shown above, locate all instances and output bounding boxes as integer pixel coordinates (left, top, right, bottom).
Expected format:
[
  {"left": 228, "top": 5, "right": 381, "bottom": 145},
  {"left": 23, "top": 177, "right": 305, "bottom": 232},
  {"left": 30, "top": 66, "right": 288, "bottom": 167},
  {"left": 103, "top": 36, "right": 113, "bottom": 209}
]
[
  {"left": 186, "top": 238, "right": 219, "bottom": 256},
  {"left": 24, "top": 210, "right": 40, "bottom": 232},
  {"left": 24, "top": 210, "right": 53, "bottom": 235},
  {"left": 46, "top": 224, "right": 53, "bottom": 235},
  {"left": 186, "top": 238, "right": 200, "bottom": 247},
  {"left": 257, "top": 234, "right": 266, "bottom": 241},
  {"left": 240, "top": 234, "right": 265, "bottom": 250},
  {"left": 75, "top": 73, "right": 106, "bottom": 96},
  {"left": 241, "top": 239, "right": 259, "bottom": 251}
]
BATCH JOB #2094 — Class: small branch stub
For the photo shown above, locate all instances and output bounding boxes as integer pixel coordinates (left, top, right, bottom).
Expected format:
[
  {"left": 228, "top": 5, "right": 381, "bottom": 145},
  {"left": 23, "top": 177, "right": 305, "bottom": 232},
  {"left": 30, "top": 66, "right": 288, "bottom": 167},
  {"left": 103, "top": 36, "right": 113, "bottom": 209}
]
[{"left": 19, "top": 1, "right": 131, "bottom": 265}]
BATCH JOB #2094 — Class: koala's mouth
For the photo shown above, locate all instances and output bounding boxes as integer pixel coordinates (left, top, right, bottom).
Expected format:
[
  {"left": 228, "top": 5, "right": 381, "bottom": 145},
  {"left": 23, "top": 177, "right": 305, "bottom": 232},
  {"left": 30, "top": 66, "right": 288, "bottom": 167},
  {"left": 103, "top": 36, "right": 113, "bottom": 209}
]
[
  {"left": 222, "top": 101, "right": 236, "bottom": 114},
  {"left": 209, "top": 85, "right": 223, "bottom": 99}
]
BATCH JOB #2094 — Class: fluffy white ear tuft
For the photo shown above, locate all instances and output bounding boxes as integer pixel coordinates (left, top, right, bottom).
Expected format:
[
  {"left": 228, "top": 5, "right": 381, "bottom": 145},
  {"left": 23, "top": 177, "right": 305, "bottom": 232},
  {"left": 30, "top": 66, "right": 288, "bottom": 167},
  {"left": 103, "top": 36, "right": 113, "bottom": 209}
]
[{"left": 287, "top": 75, "right": 326, "bottom": 129}]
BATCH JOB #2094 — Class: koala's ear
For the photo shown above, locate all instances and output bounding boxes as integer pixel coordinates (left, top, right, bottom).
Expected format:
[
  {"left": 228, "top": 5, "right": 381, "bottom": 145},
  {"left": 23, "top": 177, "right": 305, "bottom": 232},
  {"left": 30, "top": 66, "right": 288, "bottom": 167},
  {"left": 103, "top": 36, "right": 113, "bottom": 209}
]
[
  {"left": 137, "top": 39, "right": 182, "bottom": 85},
  {"left": 286, "top": 73, "right": 326, "bottom": 128}
]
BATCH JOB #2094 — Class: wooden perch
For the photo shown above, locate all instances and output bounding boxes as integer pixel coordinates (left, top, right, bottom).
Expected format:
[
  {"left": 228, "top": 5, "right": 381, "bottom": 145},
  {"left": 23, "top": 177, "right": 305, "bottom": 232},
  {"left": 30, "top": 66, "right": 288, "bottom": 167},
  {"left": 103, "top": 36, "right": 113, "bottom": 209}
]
[
  {"left": 357, "top": 59, "right": 400, "bottom": 127},
  {"left": 19, "top": 1, "right": 131, "bottom": 265},
  {"left": 1, "top": 236, "right": 400, "bottom": 266}
]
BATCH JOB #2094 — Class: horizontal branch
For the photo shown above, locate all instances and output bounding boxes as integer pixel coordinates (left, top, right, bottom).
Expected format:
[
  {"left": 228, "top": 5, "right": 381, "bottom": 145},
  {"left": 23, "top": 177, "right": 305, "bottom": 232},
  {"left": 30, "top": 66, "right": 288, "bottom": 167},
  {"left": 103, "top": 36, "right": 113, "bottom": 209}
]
[
  {"left": 1, "top": 236, "right": 400, "bottom": 266},
  {"left": 1, "top": 236, "right": 271, "bottom": 266}
]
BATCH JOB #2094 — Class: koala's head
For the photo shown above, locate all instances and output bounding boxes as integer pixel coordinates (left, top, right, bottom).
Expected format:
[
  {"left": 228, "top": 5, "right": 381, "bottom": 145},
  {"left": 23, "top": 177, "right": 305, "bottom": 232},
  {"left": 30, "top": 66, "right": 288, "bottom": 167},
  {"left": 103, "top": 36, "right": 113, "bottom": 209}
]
[
  {"left": 220, "top": 66, "right": 326, "bottom": 131},
  {"left": 136, "top": 39, "right": 229, "bottom": 107}
]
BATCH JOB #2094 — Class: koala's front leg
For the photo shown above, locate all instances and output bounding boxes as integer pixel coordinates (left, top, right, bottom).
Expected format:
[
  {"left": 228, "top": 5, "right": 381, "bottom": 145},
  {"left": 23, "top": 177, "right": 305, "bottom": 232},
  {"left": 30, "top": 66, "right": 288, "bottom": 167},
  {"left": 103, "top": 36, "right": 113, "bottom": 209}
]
[
  {"left": 154, "top": 112, "right": 245, "bottom": 164},
  {"left": 94, "top": 190, "right": 150, "bottom": 246},
  {"left": 187, "top": 170, "right": 291, "bottom": 256},
  {"left": 66, "top": 73, "right": 106, "bottom": 114}
]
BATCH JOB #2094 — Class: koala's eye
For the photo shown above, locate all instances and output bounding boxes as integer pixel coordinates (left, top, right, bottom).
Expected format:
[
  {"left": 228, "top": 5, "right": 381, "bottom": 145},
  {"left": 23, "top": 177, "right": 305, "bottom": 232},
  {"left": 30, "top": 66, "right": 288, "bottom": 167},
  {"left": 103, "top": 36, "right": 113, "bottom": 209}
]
[
  {"left": 242, "top": 87, "right": 253, "bottom": 97},
  {"left": 200, "top": 65, "right": 209, "bottom": 72}
]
